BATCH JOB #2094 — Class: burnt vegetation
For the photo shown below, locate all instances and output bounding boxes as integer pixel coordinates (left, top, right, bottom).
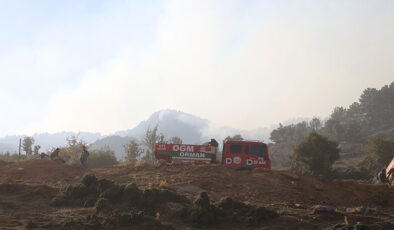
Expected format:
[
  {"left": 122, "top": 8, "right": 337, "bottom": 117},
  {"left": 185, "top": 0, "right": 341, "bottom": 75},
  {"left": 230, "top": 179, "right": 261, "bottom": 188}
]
[{"left": 51, "top": 174, "right": 278, "bottom": 229}]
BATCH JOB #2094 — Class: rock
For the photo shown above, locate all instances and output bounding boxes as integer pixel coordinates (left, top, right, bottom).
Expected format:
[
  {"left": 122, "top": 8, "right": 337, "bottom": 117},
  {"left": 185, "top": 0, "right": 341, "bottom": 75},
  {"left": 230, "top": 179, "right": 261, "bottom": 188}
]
[
  {"left": 311, "top": 205, "right": 330, "bottom": 214},
  {"left": 341, "top": 206, "right": 376, "bottom": 215},
  {"left": 294, "top": 203, "right": 307, "bottom": 209},
  {"left": 345, "top": 206, "right": 364, "bottom": 213}
]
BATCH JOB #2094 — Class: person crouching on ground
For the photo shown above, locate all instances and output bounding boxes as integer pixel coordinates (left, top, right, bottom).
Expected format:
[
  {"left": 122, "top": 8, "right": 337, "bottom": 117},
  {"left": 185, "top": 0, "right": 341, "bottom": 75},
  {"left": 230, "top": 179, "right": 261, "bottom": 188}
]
[
  {"left": 50, "top": 148, "right": 60, "bottom": 160},
  {"left": 80, "top": 145, "right": 90, "bottom": 169}
]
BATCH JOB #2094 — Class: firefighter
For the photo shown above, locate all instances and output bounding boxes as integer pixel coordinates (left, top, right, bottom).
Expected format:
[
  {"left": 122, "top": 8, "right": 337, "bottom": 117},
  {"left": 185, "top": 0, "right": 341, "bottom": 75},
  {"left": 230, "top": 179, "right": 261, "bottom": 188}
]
[
  {"left": 80, "top": 145, "right": 90, "bottom": 169},
  {"left": 50, "top": 148, "right": 60, "bottom": 160}
]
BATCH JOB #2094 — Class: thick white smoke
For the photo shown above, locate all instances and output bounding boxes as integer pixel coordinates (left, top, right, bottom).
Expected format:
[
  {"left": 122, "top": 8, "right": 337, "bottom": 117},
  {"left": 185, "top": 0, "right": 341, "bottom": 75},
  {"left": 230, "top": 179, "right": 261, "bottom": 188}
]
[{"left": 23, "top": 0, "right": 394, "bottom": 135}]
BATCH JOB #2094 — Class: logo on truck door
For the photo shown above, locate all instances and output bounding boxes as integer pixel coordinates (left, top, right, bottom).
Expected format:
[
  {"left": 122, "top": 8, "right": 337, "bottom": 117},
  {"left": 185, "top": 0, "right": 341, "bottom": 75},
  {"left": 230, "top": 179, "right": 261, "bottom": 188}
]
[
  {"left": 233, "top": 157, "right": 241, "bottom": 164},
  {"left": 172, "top": 145, "right": 194, "bottom": 152}
]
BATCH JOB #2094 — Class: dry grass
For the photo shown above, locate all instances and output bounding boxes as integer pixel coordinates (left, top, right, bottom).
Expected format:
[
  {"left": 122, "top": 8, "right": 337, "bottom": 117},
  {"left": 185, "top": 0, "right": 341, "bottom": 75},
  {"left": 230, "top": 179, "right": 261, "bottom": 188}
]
[{"left": 0, "top": 153, "right": 30, "bottom": 163}]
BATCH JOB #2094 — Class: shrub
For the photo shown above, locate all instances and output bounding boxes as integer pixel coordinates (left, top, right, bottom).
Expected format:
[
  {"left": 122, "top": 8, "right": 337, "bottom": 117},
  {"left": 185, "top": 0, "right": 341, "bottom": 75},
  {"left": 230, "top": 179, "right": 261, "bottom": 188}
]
[
  {"left": 290, "top": 131, "right": 340, "bottom": 177},
  {"left": 88, "top": 147, "right": 118, "bottom": 169},
  {"left": 360, "top": 135, "right": 394, "bottom": 175}
]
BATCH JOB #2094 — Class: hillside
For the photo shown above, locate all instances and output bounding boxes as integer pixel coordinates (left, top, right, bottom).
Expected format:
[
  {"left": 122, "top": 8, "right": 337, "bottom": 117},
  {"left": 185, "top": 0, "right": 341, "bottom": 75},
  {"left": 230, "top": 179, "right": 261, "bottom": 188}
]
[
  {"left": 0, "top": 159, "right": 392, "bottom": 229},
  {"left": 1, "top": 110, "right": 273, "bottom": 157},
  {"left": 89, "top": 135, "right": 137, "bottom": 160},
  {"left": 90, "top": 109, "right": 273, "bottom": 159},
  {"left": 115, "top": 110, "right": 210, "bottom": 142},
  {"left": 269, "top": 82, "right": 394, "bottom": 173},
  {"left": 115, "top": 109, "right": 272, "bottom": 143}
]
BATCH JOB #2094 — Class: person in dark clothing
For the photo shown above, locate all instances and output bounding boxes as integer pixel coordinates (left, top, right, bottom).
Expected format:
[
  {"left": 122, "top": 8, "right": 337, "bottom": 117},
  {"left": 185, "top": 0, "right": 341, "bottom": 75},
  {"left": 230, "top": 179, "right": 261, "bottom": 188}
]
[
  {"left": 50, "top": 148, "right": 60, "bottom": 160},
  {"left": 80, "top": 145, "right": 89, "bottom": 169}
]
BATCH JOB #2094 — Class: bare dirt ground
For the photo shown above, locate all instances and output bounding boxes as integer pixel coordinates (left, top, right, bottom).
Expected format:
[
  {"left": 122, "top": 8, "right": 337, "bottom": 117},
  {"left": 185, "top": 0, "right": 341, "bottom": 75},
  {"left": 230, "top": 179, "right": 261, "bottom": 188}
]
[{"left": 0, "top": 159, "right": 393, "bottom": 229}]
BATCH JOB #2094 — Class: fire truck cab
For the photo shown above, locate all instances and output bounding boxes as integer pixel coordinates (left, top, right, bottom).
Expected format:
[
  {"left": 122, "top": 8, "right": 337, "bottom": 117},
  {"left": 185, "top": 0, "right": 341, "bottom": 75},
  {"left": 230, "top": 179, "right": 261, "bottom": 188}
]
[{"left": 221, "top": 140, "right": 271, "bottom": 169}]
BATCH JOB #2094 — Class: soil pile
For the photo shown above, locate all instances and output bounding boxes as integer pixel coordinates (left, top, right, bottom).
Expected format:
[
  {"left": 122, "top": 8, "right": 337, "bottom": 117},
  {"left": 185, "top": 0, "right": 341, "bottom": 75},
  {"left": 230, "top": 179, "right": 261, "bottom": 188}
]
[
  {"left": 93, "top": 161, "right": 394, "bottom": 208},
  {"left": 0, "top": 159, "right": 85, "bottom": 184},
  {"left": 52, "top": 174, "right": 278, "bottom": 229},
  {"left": 180, "top": 192, "right": 278, "bottom": 228},
  {"left": 0, "top": 183, "right": 58, "bottom": 229},
  {"left": 0, "top": 160, "right": 392, "bottom": 229},
  {"left": 52, "top": 173, "right": 188, "bottom": 211}
]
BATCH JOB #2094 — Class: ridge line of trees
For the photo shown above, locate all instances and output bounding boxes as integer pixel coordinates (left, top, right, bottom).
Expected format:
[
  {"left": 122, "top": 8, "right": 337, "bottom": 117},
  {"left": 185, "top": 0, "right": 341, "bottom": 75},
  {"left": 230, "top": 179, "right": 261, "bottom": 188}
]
[{"left": 270, "top": 81, "right": 393, "bottom": 178}]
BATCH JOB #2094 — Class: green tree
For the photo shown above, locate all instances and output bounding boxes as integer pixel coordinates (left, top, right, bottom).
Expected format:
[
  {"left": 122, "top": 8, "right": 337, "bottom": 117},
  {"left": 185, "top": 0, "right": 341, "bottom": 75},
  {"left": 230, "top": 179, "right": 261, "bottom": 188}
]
[
  {"left": 33, "top": 145, "right": 41, "bottom": 155},
  {"left": 88, "top": 146, "right": 118, "bottom": 169},
  {"left": 330, "top": 106, "right": 347, "bottom": 121},
  {"left": 123, "top": 140, "right": 143, "bottom": 164},
  {"left": 223, "top": 134, "right": 243, "bottom": 142},
  {"left": 290, "top": 132, "right": 340, "bottom": 177},
  {"left": 22, "top": 136, "right": 35, "bottom": 155},
  {"left": 363, "top": 135, "right": 394, "bottom": 174},
  {"left": 322, "top": 82, "right": 394, "bottom": 141},
  {"left": 269, "top": 122, "right": 313, "bottom": 169},
  {"left": 323, "top": 119, "right": 344, "bottom": 141},
  {"left": 270, "top": 122, "right": 311, "bottom": 144},
  {"left": 309, "top": 118, "right": 322, "bottom": 131},
  {"left": 358, "top": 83, "right": 394, "bottom": 130},
  {"left": 142, "top": 124, "right": 162, "bottom": 163},
  {"left": 169, "top": 136, "right": 183, "bottom": 144}
]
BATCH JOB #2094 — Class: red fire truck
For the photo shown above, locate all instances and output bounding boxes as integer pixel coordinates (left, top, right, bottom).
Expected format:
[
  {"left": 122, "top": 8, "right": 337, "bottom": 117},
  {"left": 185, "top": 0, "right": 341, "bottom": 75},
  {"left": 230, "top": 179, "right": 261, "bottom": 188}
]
[
  {"left": 154, "top": 142, "right": 217, "bottom": 163},
  {"left": 154, "top": 139, "right": 271, "bottom": 169},
  {"left": 221, "top": 140, "right": 271, "bottom": 169}
]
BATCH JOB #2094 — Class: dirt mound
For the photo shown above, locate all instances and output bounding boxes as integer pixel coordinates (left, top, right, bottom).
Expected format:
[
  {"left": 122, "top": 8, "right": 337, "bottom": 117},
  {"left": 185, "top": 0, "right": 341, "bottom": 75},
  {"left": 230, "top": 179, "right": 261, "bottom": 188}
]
[
  {"left": 93, "top": 162, "right": 394, "bottom": 208},
  {"left": 52, "top": 174, "right": 278, "bottom": 229},
  {"left": 0, "top": 161, "right": 392, "bottom": 229},
  {"left": 0, "top": 183, "right": 57, "bottom": 204},
  {"left": 0, "top": 183, "right": 58, "bottom": 229},
  {"left": 0, "top": 159, "right": 85, "bottom": 184},
  {"left": 180, "top": 192, "right": 278, "bottom": 228},
  {"left": 52, "top": 173, "right": 188, "bottom": 211}
]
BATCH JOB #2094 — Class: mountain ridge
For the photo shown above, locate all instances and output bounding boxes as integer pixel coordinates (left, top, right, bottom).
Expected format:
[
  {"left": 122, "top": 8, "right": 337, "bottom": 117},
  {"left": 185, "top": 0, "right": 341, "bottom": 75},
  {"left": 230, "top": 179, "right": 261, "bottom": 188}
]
[{"left": 0, "top": 110, "right": 281, "bottom": 158}]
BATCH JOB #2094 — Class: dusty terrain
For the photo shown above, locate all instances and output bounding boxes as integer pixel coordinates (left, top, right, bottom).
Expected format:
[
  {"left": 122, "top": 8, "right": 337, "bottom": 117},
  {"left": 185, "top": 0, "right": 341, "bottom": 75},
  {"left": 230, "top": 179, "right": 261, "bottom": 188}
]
[{"left": 0, "top": 159, "right": 393, "bottom": 229}]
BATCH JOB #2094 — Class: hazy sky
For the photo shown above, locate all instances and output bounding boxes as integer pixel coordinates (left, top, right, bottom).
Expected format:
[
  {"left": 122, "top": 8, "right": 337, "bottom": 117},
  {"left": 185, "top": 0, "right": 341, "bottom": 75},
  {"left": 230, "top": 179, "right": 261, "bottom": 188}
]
[{"left": 0, "top": 0, "right": 393, "bottom": 137}]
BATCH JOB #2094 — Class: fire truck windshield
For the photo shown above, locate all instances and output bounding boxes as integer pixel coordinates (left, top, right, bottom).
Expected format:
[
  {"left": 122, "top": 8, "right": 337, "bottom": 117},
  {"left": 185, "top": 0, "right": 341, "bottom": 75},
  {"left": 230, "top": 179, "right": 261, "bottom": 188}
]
[
  {"left": 229, "top": 144, "right": 242, "bottom": 153},
  {"left": 250, "top": 144, "right": 267, "bottom": 158}
]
